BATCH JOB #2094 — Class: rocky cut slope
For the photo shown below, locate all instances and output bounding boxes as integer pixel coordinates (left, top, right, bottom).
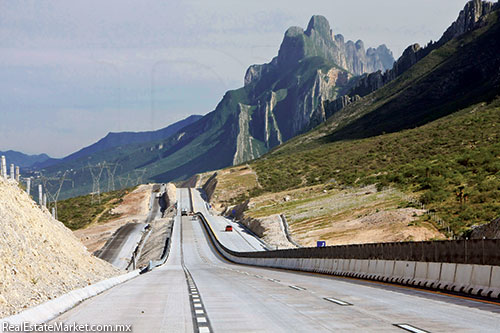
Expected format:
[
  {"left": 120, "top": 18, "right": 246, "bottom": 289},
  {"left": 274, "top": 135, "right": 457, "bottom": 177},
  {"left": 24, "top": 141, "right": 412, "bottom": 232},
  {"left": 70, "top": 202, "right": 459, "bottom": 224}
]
[{"left": 0, "top": 177, "right": 118, "bottom": 317}]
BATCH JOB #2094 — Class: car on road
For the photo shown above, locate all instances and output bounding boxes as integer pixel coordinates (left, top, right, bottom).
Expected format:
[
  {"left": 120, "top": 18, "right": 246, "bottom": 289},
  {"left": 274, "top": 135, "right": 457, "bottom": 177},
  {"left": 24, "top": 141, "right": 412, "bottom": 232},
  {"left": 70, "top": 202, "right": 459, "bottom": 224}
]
[
  {"left": 225, "top": 225, "right": 233, "bottom": 232},
  {"left": 181, "top": 209, "right": 188, "bottom": 216}
]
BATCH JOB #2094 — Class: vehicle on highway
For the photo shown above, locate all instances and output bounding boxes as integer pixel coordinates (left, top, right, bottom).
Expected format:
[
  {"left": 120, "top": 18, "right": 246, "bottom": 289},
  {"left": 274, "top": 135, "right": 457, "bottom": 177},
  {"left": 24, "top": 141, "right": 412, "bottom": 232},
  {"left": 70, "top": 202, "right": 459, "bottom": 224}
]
[
  {"left": 225, "top": 225, "right": 233, "bottom": 232},
  {"left": 181, "top": 209, "right": 188, "bottom": 216}
]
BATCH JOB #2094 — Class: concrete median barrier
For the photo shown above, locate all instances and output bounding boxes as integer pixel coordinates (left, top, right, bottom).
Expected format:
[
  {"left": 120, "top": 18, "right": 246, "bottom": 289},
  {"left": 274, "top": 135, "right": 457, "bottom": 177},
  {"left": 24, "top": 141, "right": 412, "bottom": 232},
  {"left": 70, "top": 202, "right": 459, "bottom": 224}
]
[
  {"left": 453, "top": 264, "right": 473, "bottom": 293},
  {"left": 487, "top": 266, "right": 500, "bottom": 298},
  {"left": 437, "top": 263, "right": 456, "bottom": 290},
  {"left": 469, "top": 265, "right": 492, "bottom": 296}
]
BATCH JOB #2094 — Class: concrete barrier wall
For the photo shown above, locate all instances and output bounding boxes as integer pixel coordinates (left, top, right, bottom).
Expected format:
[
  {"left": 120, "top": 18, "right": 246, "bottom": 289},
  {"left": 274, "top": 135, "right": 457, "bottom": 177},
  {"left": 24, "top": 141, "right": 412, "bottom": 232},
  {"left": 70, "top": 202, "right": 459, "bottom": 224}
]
[{"left": 196, "top": 212, "right": 500, "bottom": 299}]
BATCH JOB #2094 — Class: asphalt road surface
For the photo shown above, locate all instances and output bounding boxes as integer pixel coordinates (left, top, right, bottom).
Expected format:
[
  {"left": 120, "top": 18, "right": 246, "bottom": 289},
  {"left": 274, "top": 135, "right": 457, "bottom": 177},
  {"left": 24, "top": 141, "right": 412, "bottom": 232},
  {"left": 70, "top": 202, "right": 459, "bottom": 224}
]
[
  {"left": 98, "top": 222, "right": 145, "bottom": 270},
  {"left": 99, "top": 185, "right": 161, "bottom": 270},
  {"left": 54, "top": 188, "right": 500, "bottom": 332}
]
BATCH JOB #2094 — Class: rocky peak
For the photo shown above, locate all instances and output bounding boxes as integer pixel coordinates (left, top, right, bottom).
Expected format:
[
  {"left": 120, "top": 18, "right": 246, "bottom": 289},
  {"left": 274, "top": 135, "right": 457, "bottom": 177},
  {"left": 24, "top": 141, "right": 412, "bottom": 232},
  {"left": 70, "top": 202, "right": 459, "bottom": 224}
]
[
  {"left": 443, "top": 0, "right": 497, "bottom": 40},
  {"left": 342, "top": 0, "right": 499, "bottom": 112},
  {"left": 305, "top": 15, "right": 332, "bottom": 39},
  {"left": 277, "top": 26, "right": 307, "bottom": 68},
  {"left": 244, "top": 16, "right": 395, "bottom": 86}
]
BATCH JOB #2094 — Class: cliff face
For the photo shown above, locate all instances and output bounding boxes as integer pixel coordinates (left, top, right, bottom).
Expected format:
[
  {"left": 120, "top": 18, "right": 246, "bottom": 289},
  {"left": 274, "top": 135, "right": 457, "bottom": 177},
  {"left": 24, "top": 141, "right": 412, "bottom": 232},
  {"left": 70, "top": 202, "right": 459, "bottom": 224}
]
[
  {"left": 347, "top": 0, "right": 499, "bottom": 99},
  {"left": 245, "top": 15, "right": 394, "bottom": 86}
]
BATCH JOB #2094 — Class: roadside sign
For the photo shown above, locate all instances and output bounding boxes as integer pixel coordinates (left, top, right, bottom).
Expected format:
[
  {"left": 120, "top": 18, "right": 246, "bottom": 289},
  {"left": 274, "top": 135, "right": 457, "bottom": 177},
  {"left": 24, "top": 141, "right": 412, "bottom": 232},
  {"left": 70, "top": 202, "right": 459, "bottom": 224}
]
[{"left": 317, "top": 241, "right": 326, "bottom": 247}]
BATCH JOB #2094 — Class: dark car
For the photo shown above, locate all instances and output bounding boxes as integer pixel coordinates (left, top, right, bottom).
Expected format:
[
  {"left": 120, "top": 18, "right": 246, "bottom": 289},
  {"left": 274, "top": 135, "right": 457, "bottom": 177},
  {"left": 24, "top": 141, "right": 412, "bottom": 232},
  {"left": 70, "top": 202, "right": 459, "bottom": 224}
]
[{"left": 181, "top": 209, "right": 188, "bottom": 216}]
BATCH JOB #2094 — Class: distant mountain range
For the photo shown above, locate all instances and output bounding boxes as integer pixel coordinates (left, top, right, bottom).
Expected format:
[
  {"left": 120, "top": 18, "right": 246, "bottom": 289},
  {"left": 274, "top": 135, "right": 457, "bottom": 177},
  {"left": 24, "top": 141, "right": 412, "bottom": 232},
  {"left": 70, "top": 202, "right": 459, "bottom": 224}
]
[
  {"left": 34, "top": 115, "right": 202, "bottom": 169},
  {"left": 0, "top": 150, "right": 51, "bottom": 169}
]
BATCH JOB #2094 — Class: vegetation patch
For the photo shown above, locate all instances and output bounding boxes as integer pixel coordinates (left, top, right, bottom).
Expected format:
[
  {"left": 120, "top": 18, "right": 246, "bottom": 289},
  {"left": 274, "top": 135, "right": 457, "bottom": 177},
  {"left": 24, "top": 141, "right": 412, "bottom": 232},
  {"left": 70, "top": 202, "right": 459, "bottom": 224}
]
[{"left": 50, "top": 187, "right": 136, "bottom": 230}]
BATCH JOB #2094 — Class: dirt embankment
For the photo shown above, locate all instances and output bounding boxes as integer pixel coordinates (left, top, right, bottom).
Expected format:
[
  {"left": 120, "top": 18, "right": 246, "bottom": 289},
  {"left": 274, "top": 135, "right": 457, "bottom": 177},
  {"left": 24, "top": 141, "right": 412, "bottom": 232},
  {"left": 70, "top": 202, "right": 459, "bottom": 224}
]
[
  {"left": 0, "top": 177, "right": 119, "bottom": 318},
  {"left": 74, "top": 184, "right": 153, "bottom": 254},
  {"left": 231, "top": 201, "right": 296, "bottom": 249},
  {"left": 137, "top": 183, "right": 177, "bottom": 267},
  {"left": 199, "top": 165, "right": 445, "bottom": 248}
]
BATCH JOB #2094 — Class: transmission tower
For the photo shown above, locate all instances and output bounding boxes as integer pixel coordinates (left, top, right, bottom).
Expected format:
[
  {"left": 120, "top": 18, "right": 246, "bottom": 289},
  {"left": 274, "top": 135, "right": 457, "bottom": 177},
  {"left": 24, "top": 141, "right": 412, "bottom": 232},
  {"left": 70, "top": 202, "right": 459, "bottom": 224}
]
[
  {"left": 104, "top": 162, "right": 120, "bottom": 192},
  {"left": 117, "top": 173, "right": 131, "bottom": 189},
  {"left": 88, "top": 163, "right": 105, "bottom": 204},
  {"left": 133, "top": 168, "right": 147, "bottom": 185},
  {"left": 39, "top": 171, "right": 72, "bottom": 219}
]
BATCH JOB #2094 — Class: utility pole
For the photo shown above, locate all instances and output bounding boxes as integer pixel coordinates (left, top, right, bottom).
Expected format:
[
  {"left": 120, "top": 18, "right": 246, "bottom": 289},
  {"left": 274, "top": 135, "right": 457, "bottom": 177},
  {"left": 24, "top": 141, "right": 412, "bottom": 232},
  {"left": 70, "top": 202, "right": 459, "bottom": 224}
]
[
  {"left": 38, "top": 184, "right": 43, "bottom": 207},
  {"left": 1, "top": 156, "right": 6, "bottom": 179},
  {"left": 26, "top": 177, "right": 31, "bottom": 196},
  {"left": 133, "top": 168, "right": 147, "bottom": 185},
  {"left": 105, "top": 162, "right": 120, "bottom": 192}
]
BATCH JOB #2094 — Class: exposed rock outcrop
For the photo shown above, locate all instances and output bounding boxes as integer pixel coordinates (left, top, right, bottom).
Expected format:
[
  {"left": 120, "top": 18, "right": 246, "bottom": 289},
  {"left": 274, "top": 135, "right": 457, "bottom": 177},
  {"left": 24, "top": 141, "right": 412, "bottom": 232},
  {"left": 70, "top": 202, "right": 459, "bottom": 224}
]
[
  {"left": 244, "top": 15, "right": 394, "bottom": 87},
  {"left": 470, "top": 217, "right": 500, "bottom": 239},
  {"left": 347, "top": 0, "right": 498, "bottom": 99}
]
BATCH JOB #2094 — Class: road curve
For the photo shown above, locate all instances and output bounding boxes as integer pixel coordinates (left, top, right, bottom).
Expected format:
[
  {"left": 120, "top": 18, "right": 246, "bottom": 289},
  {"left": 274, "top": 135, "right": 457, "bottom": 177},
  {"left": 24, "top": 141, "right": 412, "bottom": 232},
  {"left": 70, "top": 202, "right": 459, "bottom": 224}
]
[{"left": 54, "top": 188, "right": 500, "bottom": 332}]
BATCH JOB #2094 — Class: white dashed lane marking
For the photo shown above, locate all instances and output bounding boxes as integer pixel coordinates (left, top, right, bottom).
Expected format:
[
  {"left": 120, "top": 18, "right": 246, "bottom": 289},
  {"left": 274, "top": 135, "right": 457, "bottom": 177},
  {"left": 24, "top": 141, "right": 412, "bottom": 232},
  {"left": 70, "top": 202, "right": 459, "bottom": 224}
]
[
  {"left": 289, "top": 285, "right": 306, "bottom": 291},
  {"left": 324, "top": 297, "right": 352, "bottom": 306}
]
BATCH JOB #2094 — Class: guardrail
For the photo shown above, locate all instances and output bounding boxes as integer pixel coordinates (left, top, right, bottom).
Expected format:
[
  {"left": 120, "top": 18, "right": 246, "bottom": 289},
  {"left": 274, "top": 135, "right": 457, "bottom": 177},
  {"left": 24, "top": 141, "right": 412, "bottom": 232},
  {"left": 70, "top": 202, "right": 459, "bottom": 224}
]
[{"left": 195, "top": 211, "right": 500, "bottom": 299}]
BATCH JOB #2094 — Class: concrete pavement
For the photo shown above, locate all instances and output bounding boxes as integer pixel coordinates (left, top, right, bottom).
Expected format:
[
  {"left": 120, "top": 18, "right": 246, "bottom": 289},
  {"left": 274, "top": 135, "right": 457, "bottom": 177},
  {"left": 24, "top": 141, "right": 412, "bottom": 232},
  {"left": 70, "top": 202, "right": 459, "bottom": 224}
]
[{"left": 53, "top": 188, "right": 500, "bottom": 332}]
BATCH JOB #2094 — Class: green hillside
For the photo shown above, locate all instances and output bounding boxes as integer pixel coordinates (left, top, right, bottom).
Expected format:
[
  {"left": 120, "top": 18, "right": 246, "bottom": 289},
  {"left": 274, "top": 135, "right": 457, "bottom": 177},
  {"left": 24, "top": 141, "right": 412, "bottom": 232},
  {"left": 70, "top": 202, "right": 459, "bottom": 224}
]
[{"left": 252, "top": 99, "right": 499, "bottom": 236}]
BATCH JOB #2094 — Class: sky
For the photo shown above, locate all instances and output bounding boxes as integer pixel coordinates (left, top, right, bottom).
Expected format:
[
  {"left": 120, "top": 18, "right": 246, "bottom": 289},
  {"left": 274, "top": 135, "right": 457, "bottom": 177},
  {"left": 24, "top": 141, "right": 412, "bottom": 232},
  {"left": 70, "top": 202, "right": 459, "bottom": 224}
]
[{"left": 0, "top": 0, "right": 471, "bottom": 157}]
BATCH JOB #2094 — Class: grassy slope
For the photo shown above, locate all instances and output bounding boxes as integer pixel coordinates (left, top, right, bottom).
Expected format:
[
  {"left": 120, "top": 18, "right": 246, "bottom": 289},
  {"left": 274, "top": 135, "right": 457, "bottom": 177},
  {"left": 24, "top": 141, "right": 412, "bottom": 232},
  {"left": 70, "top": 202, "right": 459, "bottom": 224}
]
[{"left": 252, "top": 99, "right": 500, "bottom": 235}]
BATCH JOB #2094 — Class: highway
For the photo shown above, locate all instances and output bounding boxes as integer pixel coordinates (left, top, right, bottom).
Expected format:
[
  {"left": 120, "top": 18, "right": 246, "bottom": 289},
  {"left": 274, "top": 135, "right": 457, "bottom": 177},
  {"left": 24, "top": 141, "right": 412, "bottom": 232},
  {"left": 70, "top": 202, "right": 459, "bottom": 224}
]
[
  {"left": 98, "top": 185, "right": 161, "bottom": 270},
  {"left": 98, "top": 222, "right": 146, "bottom": 270},
  {"left": 191, "top": 188, "right": 267, "bottom": 251},
  {"left": 54, "top": 188, "right": 500, "bottom": 332}
]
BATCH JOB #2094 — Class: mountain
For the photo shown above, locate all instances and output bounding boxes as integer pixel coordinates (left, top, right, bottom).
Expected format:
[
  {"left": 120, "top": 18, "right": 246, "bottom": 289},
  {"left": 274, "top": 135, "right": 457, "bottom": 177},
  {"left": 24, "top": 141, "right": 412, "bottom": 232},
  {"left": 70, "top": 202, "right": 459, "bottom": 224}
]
[
  {"left": 245, "top": 16, "right": 393, "bottom": 86},
  {"left": 138, "top": 16, "right": 393, "bottom": 178},
  {"left": 34, "top": 114, "right": 203, "bottom": 169},
  {"left": 226, "top": 0, "right": 500, "bottom": 236},
  {"left": 192, "top": 1, "right": 500, "bottom": 240},
  {"left": 62, "top": 114, "right": 203, "bottom": 162},
  {"left": 34, "top": 15, "right": 394, "bottom": 199},
  {"left": 334, "top": 0, "right": 499, "bottom": 107},
  {"left": 0, "top": 150, "right": 50, "bottom": 168}
]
